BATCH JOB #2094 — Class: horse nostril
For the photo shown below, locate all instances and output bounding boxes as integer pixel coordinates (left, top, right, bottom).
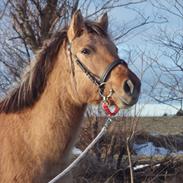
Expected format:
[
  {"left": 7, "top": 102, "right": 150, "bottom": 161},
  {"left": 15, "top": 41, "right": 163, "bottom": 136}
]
[{"left": 123, "top": 79, "right": 134, "bottom": 95}]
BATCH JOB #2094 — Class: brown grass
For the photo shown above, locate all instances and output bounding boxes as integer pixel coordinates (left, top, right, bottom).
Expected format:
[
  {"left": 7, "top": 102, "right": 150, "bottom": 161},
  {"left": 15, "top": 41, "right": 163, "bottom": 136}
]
[{"left": 73, "top": 116, "right": 183, "bottom": 183}]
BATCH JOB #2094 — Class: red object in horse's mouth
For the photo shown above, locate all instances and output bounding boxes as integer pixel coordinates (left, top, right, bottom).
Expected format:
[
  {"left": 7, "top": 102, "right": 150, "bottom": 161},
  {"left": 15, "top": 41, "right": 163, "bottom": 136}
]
[{"left": 102, "top": 102, "right": 119, "bottom": 116}]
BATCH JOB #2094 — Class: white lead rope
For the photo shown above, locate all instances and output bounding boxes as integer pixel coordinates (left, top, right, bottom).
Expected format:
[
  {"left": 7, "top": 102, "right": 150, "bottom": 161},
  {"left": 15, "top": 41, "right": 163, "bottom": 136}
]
[{"left": 48, "top": 118, "right": 113, "bottom": 183}]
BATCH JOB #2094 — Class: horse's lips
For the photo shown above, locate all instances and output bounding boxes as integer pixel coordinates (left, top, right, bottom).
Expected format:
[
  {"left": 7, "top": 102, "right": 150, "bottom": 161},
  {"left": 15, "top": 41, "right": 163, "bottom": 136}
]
[
  {"left": 119, "top": 96, "right": 130, "bottom": 105},
  {"left": 110, "top": 96, "right": 132, "bottom": 110}
]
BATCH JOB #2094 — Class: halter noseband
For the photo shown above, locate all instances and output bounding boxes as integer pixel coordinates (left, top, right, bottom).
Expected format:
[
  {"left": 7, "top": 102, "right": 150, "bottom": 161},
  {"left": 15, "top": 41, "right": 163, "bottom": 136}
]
[{"left": 67, "top": 42, "right": 127, "bottom": 116}]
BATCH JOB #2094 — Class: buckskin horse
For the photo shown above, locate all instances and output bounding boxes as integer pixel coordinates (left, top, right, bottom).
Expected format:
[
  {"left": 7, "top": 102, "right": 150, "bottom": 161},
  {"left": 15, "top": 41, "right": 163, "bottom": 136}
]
[{"left": 0, "top": 10, "right": 141, "bottom": 183}]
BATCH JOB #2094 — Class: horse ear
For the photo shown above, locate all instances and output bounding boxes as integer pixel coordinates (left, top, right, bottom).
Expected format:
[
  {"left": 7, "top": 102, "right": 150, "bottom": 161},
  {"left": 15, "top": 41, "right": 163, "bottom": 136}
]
[
  {"left": 67, "top": 10, "right": 84, "bottom": 42},
  {"left": 98, "top": 12, "right": 108, "bottom": 31}
]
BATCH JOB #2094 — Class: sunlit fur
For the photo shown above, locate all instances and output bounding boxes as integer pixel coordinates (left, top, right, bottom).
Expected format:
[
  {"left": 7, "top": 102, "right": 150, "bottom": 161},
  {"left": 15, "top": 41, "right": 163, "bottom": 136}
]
[{"left": 0, "top": 11, "right": 140, "bottom": 183}]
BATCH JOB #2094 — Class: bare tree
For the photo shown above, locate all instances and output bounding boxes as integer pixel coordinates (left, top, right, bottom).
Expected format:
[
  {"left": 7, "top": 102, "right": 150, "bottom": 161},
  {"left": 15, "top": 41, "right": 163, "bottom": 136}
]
[{"left": 147, "top": 0, "right": 183, "bottom": 110}]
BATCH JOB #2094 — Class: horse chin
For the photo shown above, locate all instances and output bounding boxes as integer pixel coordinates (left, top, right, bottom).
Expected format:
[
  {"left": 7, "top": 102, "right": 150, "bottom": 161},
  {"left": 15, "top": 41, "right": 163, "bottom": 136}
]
[
  {"left": 109, "top": 96, "right": 137, "bottom": 110},
  {"left": 110, "top": 100, "right": 128, "bottom": 110}
]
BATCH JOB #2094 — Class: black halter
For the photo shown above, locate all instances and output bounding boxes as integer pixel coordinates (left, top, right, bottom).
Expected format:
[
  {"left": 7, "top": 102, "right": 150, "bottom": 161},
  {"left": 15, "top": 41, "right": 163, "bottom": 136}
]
[{"left": 67, "top": 43, "right": 127, "bottom": 97}]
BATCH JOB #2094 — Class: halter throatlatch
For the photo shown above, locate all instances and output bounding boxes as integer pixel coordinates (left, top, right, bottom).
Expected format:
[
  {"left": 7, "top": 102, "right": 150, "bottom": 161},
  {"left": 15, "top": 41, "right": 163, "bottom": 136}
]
[{"left": 67, "top": 42, "right": 127, "bottom": 116}]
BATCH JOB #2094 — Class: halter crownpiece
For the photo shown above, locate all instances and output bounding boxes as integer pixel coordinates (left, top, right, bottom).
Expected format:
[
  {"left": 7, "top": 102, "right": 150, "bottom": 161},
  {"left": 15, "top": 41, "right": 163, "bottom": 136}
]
[{"left": 67, "top": 42, "right": 127, "bottom": 116}]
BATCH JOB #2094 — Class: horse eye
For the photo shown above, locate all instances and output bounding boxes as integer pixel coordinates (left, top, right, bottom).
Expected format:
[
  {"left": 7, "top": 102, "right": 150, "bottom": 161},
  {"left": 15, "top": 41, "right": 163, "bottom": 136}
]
[{"left": 81, "top": 48, "right": 90, "bottom": 55}]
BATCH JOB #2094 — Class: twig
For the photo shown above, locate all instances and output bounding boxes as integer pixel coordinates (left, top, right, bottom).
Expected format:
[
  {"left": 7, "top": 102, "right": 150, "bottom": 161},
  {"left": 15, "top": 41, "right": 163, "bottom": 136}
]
[{"left": 126, "top": 137, "right": 134, "bottom": 183}]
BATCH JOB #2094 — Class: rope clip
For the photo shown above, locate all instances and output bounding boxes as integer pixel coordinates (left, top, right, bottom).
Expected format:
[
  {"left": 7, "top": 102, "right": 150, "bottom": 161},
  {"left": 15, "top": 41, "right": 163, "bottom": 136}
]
[{"left": 100, "top": 89, "right": 119, "bottom": 117}]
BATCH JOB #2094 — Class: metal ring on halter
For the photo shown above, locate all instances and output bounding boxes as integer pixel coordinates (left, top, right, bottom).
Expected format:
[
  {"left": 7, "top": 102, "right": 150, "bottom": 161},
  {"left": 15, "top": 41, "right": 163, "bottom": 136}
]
[{"left": 99, "top": 82, "right": 113, "bottom": 102}]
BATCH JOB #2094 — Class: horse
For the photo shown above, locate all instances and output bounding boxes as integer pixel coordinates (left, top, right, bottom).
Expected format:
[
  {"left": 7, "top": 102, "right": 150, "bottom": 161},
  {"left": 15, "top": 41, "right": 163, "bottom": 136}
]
[{"left": 0, "top": 10, "right": 141, "bottom": 183}]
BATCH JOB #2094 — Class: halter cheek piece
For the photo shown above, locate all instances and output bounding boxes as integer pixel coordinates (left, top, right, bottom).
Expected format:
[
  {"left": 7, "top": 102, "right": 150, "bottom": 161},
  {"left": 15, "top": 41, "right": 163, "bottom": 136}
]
[{"left": 67, "top": 42, "right": 127, "bottom": 116}]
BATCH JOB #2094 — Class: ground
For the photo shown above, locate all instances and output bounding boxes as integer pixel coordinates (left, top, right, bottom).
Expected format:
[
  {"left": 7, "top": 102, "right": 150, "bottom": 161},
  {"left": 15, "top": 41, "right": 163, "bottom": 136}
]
[
  {"left": 134, "top": 116, "right": 183, "bottom": 135},
  {"left": 72, "top": 116, "right": 183, "bottom": 183}
]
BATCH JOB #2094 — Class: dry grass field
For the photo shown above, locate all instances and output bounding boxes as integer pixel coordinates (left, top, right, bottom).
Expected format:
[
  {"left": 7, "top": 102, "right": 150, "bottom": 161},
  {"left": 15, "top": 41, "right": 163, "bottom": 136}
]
[
  {"left": 133, "top": 116, "right": 183, "bottom": 135},
  {"left": 72, "top": 116, "right": 183, "bottom": 183}
]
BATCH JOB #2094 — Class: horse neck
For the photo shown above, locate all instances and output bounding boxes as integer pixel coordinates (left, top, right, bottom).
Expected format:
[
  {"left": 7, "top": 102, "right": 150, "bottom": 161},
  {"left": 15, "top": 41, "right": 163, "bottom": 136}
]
[{"left": 30, "top": 42, "right": 86, "bottom": 158}]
